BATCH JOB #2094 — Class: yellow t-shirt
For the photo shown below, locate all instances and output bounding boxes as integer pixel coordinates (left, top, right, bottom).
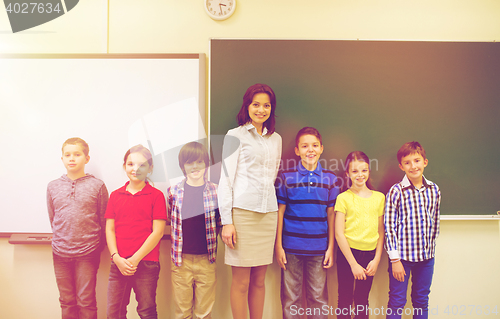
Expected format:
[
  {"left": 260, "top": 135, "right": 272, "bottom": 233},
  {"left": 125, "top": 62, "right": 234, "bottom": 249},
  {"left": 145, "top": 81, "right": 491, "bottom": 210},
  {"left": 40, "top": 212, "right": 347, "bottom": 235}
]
[{"left": 334, "top": 189, "right": 385, "bottom": 251}]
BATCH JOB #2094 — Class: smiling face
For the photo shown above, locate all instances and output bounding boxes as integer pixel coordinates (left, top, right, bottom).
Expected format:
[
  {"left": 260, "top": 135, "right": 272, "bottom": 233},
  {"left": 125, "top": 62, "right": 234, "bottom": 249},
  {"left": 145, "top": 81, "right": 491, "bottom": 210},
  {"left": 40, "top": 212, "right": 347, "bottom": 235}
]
[
  {"left": 399, "top": 152, "right": 428, "bottom": 186},
  {"left": 248, "top": 93, "right": 271, "bottom": 130},
  {"left": 184, "top": 157, "right": 206, "bottom": 186},
  {"left": 295, "top": 134, "right": 323, "bottom": 171},
  {"left": 61, "top": 144, "right": 89, "bottom": 179},
  {"left": 347, "top": 160, "right": 370, "bottom": 189},
  {"left": 124, "top": 152, "right": 152, "bottom": 183}
]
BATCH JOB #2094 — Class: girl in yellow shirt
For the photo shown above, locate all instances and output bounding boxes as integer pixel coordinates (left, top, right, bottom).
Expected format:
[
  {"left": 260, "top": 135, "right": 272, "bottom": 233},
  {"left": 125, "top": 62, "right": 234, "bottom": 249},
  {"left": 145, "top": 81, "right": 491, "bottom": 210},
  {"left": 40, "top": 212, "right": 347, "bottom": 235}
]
[{"left": 334, "top": 151, "right": 385, "bottom": 319}]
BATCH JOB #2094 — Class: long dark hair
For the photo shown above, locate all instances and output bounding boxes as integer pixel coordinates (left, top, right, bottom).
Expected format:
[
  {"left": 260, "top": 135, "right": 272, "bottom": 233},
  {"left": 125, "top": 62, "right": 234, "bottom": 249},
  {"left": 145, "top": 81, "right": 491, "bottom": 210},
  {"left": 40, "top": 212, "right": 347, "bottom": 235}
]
[
  {"left": 236, "top": 83, "right": 277, "bottom": 134},
  {"left": 343, "top": 151, "right": 374, "bottom": 191}
]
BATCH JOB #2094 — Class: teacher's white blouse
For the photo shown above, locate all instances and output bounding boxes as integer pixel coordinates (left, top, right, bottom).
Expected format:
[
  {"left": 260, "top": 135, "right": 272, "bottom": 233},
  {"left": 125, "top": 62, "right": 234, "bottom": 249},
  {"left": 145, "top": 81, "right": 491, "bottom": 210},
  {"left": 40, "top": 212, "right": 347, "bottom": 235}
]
[{"left": 218, "top": 123, "right": 282, "bottom": 225}]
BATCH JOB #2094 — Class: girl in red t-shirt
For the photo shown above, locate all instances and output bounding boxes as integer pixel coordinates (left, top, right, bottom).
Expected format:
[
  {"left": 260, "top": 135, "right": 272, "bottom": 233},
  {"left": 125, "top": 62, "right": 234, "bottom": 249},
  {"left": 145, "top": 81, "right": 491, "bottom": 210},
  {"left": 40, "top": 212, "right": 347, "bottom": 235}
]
[{"left": 105, "top": 144, "right": 167, "bottom": 319}]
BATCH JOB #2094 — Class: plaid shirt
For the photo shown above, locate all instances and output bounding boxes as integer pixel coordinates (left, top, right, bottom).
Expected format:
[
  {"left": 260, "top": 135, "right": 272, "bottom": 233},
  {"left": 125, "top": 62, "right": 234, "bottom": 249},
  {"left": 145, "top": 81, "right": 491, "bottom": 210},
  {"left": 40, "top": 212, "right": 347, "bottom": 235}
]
[
  {"left": 384, "top": 175, "right": 441, "bottom": 262},
  {"left": 168, "top": 179, "right": 221, "bottom": 266}
]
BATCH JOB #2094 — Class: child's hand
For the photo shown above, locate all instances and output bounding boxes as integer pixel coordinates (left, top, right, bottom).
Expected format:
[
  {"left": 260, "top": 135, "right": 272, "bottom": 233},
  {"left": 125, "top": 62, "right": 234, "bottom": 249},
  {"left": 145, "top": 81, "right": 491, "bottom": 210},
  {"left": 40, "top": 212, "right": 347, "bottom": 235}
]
[
  {"left": 275, "top": 246, "right": 287, "bottom": 270},
  {"left": 351, "top": 263, "right": 367, "bottom": 280},
  {"left": 222, "top": 224, "right": 237, "bottom": 249},
  {"left": 365, "top": 259, "right": 380, "bottom": 276},
  {"left": 114, "top": 255, "right": 137, "bottom": 276},
  {"left": 126, "top": 256, "right": 141, "bottom": 271},
  {"left": 323, "top": 248, "right": 334, "bottom": 269},
  {"left": 391, "top": 260, "right": 406, "bottom": 282}
]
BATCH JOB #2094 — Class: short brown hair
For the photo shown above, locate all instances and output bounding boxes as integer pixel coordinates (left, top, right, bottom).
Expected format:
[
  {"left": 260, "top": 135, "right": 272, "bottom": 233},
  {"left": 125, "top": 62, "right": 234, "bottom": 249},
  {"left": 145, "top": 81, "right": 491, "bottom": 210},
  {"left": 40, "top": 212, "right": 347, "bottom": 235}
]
[
  {"left": 62, "top": 137, "right": 89, "bottom": 156},
  {"left": 178, "top": 142, "right": 209, "bottom": 176},
  {"left": 295, "top": 127, "right": 322, "bottom": 147},
  {"left": 397, "top": 141, "right": 426, "bottom": 164}
]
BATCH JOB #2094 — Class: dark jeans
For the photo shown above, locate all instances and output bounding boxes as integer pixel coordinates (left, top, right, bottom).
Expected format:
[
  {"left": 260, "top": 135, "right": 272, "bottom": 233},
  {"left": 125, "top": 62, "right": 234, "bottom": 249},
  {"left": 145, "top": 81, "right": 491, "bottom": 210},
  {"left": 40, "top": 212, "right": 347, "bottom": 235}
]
[
  {"left": 52, "top": 249, "right": 101, "bottom": 319},
  {"left": 387, "top": 258, "right": 435, "bottom": 319},
  {"left": 281, "top": 253, "right": 328, "bottom": 319},
  {"left": 107, "top": 260, "right": 160, "bottom": 319},
  {"left": 336, "top": 248, "right": 376, "bottom": 319}
]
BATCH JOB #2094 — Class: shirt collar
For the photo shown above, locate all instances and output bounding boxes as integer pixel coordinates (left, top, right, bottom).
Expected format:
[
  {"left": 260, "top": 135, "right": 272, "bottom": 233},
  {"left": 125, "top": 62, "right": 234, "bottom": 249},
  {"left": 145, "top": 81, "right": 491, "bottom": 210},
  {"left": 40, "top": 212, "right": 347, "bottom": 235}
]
[
  {"left": 178, "top": 178, "right": 207, "bottom": 190},
  {"left": 244, "top": 122, "right": 269, "bottom": 136},
  {"left": 61, "top": 174, "right": 92, "bottom": 183},
  {"left": 400, "top": 174, "right": 430, "bottom": 190},
  {"left": 119, "top": 181, "right": 153, "bottom": 195},
  {"left": 297, "top": 161, "right": 323, "bottom": 176}
]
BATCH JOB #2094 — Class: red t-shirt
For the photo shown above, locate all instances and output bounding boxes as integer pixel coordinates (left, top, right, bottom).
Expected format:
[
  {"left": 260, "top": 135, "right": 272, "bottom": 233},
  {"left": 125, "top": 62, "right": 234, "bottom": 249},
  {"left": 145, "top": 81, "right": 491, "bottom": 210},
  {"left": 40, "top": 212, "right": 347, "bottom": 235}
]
[{"left": 105, "top": 182, "right": 167, "bottom": 262}]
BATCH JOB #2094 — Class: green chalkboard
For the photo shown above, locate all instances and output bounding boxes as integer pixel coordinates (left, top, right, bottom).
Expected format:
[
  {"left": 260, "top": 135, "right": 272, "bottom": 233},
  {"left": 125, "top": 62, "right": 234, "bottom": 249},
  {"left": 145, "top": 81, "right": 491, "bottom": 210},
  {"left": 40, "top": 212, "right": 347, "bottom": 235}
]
[{"left": 210, "top": 39, "right": 500, "bottom": 216}]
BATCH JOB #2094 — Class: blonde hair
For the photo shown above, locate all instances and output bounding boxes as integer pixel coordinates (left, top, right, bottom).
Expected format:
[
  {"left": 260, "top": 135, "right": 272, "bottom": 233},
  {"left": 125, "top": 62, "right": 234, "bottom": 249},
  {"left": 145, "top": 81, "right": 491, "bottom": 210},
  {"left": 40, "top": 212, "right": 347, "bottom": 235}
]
[{"left": 62, "top": 137, "right": 89, "bottom": 156}]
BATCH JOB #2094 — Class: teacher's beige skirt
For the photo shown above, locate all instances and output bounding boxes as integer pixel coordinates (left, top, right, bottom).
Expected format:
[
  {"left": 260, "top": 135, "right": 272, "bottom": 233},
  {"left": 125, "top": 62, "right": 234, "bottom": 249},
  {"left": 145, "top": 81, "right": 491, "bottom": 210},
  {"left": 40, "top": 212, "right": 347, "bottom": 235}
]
[{"left": 224, "top": 207, "right": 277, "bottom": 267}]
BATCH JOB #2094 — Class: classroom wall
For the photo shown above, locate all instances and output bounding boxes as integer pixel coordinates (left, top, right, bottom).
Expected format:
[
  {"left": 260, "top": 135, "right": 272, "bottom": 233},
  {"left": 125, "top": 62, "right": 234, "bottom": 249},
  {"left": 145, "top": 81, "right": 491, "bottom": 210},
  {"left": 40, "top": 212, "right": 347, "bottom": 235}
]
[{"left": 1, "top": 1, "right": 500, "bottom": 318}]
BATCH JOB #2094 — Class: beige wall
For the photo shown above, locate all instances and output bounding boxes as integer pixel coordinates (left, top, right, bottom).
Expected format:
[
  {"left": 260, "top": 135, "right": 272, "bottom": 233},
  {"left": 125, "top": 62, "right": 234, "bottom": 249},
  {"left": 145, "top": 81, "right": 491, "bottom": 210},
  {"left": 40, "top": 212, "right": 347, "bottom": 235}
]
[{"left": 1, "top": 1, "right": 500, "bottom": 318}]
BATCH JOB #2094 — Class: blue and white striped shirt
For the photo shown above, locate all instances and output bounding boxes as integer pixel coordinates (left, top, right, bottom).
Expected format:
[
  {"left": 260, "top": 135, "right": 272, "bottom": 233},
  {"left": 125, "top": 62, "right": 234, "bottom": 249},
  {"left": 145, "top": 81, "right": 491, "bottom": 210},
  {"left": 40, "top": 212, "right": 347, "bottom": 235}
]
[
  {"left": 277, "top": 162, "right": 339, "bottom": 256},
  {"left": 384, "top": 175, "right": 441, "bottom": 262}
]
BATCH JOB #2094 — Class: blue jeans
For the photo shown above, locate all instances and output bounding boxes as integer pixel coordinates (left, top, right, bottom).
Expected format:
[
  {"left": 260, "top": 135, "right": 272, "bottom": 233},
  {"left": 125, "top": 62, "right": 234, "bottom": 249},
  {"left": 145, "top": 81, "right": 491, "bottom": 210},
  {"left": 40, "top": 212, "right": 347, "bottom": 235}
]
[
  {"left": 107, "top": 260, "right": 160, "bottom": 319},
  {"left": 336, "top": 248, "right": 376, "bottom": 319},
  {"left": 52, "top": 249, "right": 100, "bottom": 319},
  {"left": 387, "top": 258, "right": 435, "bottom": 319},
  {"left": 281, "top": 253, "right": 328, "bottom": 319}
]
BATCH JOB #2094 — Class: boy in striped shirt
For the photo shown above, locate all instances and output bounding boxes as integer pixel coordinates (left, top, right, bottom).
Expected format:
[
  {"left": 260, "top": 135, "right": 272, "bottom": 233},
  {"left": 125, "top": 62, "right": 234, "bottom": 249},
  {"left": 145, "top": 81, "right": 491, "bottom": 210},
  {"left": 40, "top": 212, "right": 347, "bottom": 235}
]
[
  {"left": 384, "top": 141, "right": 441, "bottom": 319},
  {"left": 275, "top": 127, "right": 339, "bottom": 319}
]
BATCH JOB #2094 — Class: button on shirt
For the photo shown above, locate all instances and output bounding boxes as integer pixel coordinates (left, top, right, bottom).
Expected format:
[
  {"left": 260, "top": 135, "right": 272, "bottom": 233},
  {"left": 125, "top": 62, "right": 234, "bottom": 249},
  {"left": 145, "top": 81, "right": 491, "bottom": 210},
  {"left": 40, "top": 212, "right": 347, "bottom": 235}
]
[
  {"left": 218, "top": 123, "right": 282, "bottom": 225},
  {"left": 384, "top": 175, "right": 441, "bottom": 262}
]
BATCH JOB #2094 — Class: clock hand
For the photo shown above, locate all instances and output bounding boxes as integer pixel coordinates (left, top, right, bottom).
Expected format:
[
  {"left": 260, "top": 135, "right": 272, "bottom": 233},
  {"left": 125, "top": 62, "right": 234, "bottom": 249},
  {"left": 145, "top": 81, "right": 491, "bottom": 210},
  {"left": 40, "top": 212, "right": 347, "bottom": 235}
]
[{"left": 219, "top": 3, "right": 226, "bottom": 14}]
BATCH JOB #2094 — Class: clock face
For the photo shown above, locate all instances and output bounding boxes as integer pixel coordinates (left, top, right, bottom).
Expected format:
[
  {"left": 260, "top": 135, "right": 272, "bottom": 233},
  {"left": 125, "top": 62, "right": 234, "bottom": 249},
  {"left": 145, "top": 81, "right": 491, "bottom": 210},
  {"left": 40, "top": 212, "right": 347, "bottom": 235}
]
[{"left": 205, "top": 0, "right": 236, "bottom": 21}]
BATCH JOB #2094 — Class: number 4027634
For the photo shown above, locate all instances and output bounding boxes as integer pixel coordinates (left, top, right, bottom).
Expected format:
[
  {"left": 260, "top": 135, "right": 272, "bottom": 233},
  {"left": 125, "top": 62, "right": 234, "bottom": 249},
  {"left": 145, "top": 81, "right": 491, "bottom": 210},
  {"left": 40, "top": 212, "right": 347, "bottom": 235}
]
[
  {"left": 443, "top": 305, "right": 498, "bottom": 316},
  {"left": 6, "top": 2, "right": 62, "bottom": 14}
]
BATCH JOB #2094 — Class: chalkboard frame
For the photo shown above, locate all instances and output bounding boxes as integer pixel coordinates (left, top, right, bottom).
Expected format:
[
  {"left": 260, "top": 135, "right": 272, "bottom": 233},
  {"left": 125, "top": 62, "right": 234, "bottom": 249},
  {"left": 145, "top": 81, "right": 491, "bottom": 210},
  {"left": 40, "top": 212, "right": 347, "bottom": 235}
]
[{"left": 209, "top": 39, "right": 500, "bottom": 218}]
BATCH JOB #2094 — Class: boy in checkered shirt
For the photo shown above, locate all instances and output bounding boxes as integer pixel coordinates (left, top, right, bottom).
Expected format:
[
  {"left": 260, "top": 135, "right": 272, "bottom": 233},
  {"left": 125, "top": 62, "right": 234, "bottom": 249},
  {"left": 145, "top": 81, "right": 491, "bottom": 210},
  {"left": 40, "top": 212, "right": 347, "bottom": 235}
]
[
  {"left": 167, "top": 141, "right": 221, "bottom": 319},
  {"left": 384, "top": 141, "right": 441, "bottom": 319}
]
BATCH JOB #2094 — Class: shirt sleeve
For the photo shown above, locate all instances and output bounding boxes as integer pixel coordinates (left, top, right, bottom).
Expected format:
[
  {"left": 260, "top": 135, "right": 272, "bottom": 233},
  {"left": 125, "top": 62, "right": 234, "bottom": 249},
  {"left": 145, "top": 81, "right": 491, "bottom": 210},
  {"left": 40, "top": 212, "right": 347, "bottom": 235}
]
[
  {"left": 97, "top": 184, "right": 109, "bottom": 232},
  {"left": 46, "top": 186, "right": 54, "bottom": 226},
  {"left": 276, "top": 171, "right": 287, "bottom": 205},
  {"left": 210, "top": 182, "right": 222, "bottom": 229},
  {"left": 431, "top": 186, "right": 441, "bottom": 241},
  {"left": 384, "top": 185, "right": 401, "bottom": 260},
  {"left": 166, "top": 187, "right": 173, "bottom": 223},
  {"left": 334, "top": 192, "right": 347, "bottom": 214},
  {"left": 104, "top": 193, "right": 116, "bottom": 219},
  {"left": 274, "top": 134, "right": 282, "bottom": 181},
  {"left": 328, "top": 175, "right": 340, "bottom": 207},
  {"left": 378, "top": 193, "right": 385, "bottom": 217},
  {"left": 152, "top": 191, "right": 168, "bottom": 220},
  {"left": 218, "top": 132, "right": 241, "bottom": 225}
]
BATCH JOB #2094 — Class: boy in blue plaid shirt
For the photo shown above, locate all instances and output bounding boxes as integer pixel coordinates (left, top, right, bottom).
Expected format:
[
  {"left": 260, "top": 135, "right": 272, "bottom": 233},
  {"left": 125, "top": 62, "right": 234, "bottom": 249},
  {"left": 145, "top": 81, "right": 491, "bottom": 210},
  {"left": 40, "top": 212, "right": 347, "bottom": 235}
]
[
  {"left": 384, "top": 141, "right": 441, "bottom": 319},
  {"left": 167, "top": 142, "right": 221, "bottom": 319}
]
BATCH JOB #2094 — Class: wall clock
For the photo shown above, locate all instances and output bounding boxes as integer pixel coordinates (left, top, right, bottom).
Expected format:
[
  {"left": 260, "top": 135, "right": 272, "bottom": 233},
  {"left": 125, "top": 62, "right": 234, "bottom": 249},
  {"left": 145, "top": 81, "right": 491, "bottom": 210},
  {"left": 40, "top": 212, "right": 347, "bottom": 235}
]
[{"left": 205, "top": 0, "right": 236, "bottom": 21}]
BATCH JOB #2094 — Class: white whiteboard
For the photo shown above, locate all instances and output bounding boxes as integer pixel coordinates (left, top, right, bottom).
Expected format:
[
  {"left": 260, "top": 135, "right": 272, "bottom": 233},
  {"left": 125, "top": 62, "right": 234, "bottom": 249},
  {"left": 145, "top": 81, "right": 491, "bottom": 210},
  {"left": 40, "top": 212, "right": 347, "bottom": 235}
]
[{"left": 0, "top": 54, "right": 205, "bottom": 234}]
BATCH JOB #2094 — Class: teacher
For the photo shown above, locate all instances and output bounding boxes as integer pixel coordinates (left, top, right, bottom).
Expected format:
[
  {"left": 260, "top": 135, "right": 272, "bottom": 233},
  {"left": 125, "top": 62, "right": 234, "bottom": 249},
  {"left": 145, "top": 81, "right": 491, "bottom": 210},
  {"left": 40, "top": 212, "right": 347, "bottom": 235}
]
[{"left": 218, "top": 83, "right": 282, "bottom": 319}]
